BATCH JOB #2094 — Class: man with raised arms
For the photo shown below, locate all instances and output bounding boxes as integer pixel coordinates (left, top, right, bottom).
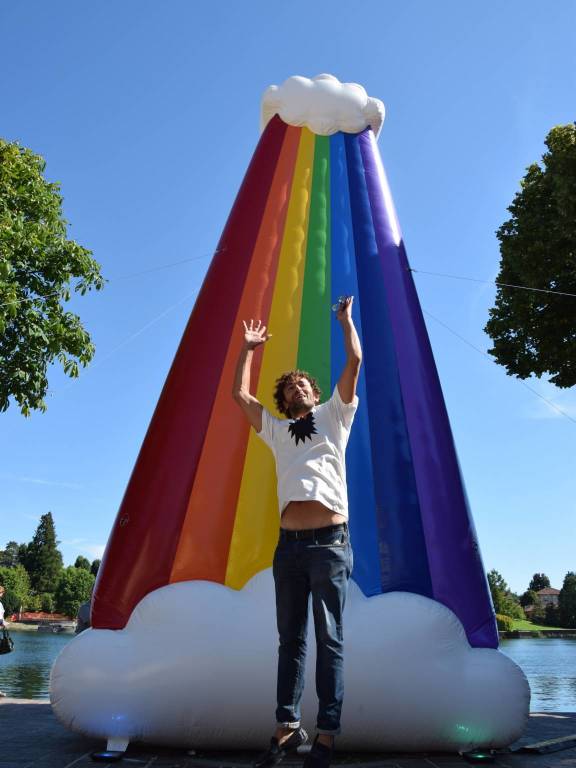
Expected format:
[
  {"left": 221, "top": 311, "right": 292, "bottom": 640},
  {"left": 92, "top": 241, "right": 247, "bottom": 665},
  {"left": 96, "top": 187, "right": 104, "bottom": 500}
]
[{"left": 232, "top": 298, "right": 362, "bottom": 768}]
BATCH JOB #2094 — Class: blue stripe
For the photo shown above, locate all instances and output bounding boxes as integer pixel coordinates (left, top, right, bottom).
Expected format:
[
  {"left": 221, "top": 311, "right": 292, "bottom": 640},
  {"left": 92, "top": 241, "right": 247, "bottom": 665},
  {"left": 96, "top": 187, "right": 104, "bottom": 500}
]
[
  {"left": 330, "top": 133, "right": 382, "bottom": 596},
  {"left": 344, "top": 131, "right": 433, "bottom": 596}
]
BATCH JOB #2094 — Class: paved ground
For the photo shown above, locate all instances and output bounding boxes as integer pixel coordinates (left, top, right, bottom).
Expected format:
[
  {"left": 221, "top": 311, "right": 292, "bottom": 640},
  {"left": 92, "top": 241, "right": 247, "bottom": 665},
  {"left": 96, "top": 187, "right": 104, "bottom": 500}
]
[{"left": 1, "top": 700, "right": 576, "bottom": 768}]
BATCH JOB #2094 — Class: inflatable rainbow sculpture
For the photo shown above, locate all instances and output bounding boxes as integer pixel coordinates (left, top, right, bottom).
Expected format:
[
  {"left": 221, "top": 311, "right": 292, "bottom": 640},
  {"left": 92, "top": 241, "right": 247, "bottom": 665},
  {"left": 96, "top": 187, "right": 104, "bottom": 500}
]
[{"left": 51, "top": 75, "right": 529, "bottom": 753}]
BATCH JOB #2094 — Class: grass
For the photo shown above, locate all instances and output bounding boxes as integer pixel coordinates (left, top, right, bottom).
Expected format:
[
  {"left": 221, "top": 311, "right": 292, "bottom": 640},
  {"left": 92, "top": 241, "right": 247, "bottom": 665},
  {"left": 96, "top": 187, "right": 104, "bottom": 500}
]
[{"left": 510, "top": 618, "right": 568, "bottom": 631}]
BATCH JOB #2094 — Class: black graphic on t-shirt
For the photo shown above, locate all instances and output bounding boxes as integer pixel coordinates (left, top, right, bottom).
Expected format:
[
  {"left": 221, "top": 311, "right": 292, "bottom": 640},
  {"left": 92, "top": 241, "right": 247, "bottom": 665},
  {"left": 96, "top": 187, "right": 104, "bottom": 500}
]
[{"left": 288, "top": 412, "right": 317, "bottom": 446}]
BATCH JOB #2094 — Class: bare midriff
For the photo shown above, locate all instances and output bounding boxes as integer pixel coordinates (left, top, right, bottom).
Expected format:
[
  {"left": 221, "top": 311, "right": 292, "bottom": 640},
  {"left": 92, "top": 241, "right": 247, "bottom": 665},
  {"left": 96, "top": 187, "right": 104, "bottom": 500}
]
[{"left": 280, "top": 500, "right": 347, "bottom": 531}]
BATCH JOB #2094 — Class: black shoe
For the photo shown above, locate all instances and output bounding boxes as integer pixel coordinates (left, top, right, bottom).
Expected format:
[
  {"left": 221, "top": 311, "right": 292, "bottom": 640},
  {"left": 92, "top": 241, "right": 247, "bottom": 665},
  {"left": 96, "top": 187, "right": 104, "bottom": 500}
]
[
  {"left": 302, "top": 735, "right": 333, "bottom": 768},
  {"left": 254, "top": 728, "right": 309, "bottom": 768}
]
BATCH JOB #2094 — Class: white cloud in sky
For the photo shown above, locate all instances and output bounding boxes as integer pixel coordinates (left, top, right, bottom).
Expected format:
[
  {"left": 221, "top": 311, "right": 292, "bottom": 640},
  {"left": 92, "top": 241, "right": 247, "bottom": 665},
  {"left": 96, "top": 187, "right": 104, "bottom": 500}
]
[
  {"left": 61, "top": 539, "right": 106, "bottom": 561},
  {"left": 21, "top": 513, "right": 41, "bottom": 523},
  {"left": 82, "top": 543, "right": 105, "bottom": 559},
  {"left": 18, "top": 475, "right": 83, "bottom": 490}
]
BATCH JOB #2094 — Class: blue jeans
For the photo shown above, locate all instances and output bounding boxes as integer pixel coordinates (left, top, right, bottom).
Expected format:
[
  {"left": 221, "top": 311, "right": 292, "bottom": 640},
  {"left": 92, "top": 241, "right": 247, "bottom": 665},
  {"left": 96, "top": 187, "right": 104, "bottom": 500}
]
[{"left": 272, "top": 523, "right": 353, "bottom": 735}]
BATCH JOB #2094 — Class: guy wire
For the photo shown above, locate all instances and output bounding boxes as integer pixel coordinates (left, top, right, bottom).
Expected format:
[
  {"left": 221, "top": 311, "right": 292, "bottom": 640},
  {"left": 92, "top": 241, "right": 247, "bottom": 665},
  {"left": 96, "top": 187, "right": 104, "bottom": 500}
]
[{"left": 422, "top": 308, "right": 576, "bottom": 425}]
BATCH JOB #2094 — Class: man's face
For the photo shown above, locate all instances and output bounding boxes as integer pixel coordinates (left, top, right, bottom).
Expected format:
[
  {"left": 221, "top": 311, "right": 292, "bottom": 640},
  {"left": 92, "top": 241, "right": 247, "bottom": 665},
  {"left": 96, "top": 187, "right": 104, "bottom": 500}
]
[{"left": 282, "top": 376, "right": 318, "bottom": 416}]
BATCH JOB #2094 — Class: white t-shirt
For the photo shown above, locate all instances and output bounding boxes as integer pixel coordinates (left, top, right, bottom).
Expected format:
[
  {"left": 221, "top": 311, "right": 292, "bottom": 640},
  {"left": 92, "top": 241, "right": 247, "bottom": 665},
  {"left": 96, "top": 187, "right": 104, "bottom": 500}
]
[{"left": 256, "top": 386, "right": 358, "bottom": 518}]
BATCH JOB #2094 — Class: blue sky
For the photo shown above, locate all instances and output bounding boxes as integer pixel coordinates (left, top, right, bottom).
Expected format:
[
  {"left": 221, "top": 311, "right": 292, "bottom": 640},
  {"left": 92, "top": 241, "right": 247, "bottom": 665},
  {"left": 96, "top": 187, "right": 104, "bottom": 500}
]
[{"left": 1, "top": 1, "right": 574, "bottom": 595}]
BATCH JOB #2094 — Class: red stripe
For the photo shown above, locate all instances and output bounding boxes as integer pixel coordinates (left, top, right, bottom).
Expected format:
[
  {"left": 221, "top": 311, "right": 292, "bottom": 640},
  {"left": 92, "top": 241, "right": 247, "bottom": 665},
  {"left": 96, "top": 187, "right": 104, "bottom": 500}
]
[{"left": 92, "top": 116, "right": 288, "bottom": 629}]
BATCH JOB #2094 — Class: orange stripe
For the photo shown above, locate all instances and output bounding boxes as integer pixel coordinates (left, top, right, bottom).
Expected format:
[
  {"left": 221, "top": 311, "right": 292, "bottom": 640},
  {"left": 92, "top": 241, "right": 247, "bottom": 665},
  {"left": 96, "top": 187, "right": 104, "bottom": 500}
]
[{"left": 169, "top": 125, "right": 302, "bottom": 584}]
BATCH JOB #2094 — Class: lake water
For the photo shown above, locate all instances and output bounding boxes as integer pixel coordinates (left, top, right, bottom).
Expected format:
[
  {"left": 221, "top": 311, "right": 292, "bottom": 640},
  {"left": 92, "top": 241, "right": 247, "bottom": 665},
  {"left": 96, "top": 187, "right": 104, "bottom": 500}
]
[
  {"left": 0, "top": 630, "right": 71, "bottom": 699},
  {"left": 1, "top": 631, "right": 575, "bottom": 711},
  {"left": 500, "top": 637, "right": 576, "bottom": 711}
]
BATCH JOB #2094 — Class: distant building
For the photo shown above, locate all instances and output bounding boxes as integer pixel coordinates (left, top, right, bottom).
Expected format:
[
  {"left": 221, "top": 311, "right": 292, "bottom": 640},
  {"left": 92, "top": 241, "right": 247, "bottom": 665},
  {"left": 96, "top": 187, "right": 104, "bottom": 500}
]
[
  {"left": 536, "top": 587, "right": 560, "bottom": 607},
  {"left": 524, "top": 587, "right": 560, "bottom": 616}
]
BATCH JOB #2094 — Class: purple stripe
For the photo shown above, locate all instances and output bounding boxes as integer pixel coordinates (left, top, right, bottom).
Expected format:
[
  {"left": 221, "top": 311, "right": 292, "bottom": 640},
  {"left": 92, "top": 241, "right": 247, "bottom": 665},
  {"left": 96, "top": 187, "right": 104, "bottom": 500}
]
[{"left": 359, "top": 131, "right": 498, "bottom": 648}]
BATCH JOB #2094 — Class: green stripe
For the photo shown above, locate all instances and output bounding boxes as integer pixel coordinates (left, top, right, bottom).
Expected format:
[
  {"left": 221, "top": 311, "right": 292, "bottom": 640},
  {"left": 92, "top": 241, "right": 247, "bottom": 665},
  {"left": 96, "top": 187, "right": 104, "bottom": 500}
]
[{"left": 297, "top": 135, "right": 331, "bottom": 400}]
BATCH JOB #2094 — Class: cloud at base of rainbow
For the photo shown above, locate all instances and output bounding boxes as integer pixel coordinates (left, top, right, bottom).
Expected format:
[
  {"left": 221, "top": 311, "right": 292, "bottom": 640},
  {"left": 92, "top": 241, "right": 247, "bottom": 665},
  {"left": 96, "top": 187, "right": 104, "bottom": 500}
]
[{"left": 92, "top": 115, "right": 497, "bottom": 649}]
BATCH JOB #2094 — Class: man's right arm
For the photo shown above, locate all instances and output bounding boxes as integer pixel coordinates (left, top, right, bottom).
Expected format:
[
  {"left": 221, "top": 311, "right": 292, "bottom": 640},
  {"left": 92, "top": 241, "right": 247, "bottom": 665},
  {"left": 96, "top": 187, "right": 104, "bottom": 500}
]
[{"left": 232, "top": 319, "right": 271, "bottom": 433}]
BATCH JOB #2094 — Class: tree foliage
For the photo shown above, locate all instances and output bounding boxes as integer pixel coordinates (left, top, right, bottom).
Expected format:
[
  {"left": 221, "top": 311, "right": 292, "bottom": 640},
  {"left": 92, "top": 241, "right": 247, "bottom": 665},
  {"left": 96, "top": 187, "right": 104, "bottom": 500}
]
[
  {"left": 0, "top": 138, "right": 104, "bottom": 415},
  {"left": 90, "top": 559, "right": 101, "bottom": 576},
  {"left": 485, "top": 124, "right": 576, "bottom": 387},
  {"left": 544, "top": 604, "right": 560, "bottom": 627},
  {"left": 520, "top": 589, "right": 539, "bottom": 607},
  {"left": 25, "top": 593, "right": 42, "bottom": 612},
  {"left": 487, "top": 569, "right": 508, "bottom": 595},
  {"left": 559, "top": 571, "right": 576, "bottom": 628},
  {"left": 0, "top": 540, "right": 21, "bottom": 568},
  {"left": 529, "top": 600, "right": 547, "bottom": 626},
  {"left": 0, "top": 564, "right": 31, "bottom": 614},
  {"left": 40, "top": 592, "right": 55, "bottom": 613},
  {"left": 54, "top": 566, "right": 94, "bottom": 617},
  {"left": 17, "top": 543, "right": 28, "bottom": 565},
  {"left": 528, "top": 573, "right": 551, "bottom": 592},
  {"left": 487, "top": 569, "right": 524, "bottom": 619},
  {"left": 74, "top": 555, "right": 91, "bottom": 571},
  {"left": 22, "top": 512, "right": 63, "bottom": 593}
]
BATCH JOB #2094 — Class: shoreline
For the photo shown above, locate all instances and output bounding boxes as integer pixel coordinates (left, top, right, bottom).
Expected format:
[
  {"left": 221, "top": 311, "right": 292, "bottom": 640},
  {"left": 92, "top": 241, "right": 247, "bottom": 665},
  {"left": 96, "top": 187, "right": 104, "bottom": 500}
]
[
  {"left": 500, "top": 629, "right": 576, "bottom": 639},
  {"left": 7, "top": 622, "right": 76, "bottom": 633},
  {"left": 8, "top": 623, "right": 576, "bottom": 639}
]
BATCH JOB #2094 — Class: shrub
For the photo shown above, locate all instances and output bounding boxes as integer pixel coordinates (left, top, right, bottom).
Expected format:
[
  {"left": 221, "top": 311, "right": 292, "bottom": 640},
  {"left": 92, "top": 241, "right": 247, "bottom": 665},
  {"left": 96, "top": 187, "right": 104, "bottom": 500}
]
[
  {"left": 496, "top": 614, "right": 514, "bottom": 631},
  {"left": 54, "top": 566, "right": 94, "bottom": 618},
  {"left": 40, "top": 592, "right": 55, "bottom": 613},
  {"left": 25, "top": 593, "right": 41, "bottom": 612},
  {"left": 0, "top": 564, "right": 30, "bottom": 614}
]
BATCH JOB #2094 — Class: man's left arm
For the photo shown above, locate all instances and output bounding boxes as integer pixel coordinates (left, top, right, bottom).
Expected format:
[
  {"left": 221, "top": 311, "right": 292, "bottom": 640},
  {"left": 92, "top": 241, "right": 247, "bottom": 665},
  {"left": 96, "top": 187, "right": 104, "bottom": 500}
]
[{"left": 336, "top": 296, "right": 362, "bottom": 404}]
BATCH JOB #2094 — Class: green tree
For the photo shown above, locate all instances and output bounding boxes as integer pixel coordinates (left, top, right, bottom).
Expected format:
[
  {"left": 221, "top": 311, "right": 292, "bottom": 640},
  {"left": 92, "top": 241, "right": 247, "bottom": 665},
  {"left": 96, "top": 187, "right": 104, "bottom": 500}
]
[
  {"left": 485, "top": 124, "right": 576, "bottom": 387},
  {"left": 54, "top": 566, "right": 94, "bottom": 618},
  {"left": 74, "top": 555, "right": 91, "bottom": 571},
  {"left": 529, "top": 599, "right": 546, "bottom": 625},
  {"left": 23, "top": 512, "right": 63, "bottom": 593},
  {"left": 40, "top": 592, "right": 55, "bottom": 613},
  {"left": 487, "top": 569, "right": 508, "bottom": 613},
  {"left": 17, "top": 542, "right": 28, "bottom": 565},
  {"left": 0, "top": 139, "right": 104, "bottom": 415},
  {"left": 0, "top": 540, "right": 21, "bottom": 568},
  {"left": 545, "top": 604, "right": 560, "bottom": 627},
  {"left": 25, "top": 593, "right": 41, "bottom": 612},
  {"left": 520, "top": 589, "right": 539, "bottom": 607},
  {"left": 499, "top": 593, "right": 525, "bottom": 620},
  {"left": 559, "top": 571, "right": 576, "bottom": 628},
  {"left": 0, "top": 564, "right": 31, "bottom": 615},
  {"left": 529, "top": 573, "right": 551, "bottom": 592},
  {"left": 487, "top": 570, "right": 524, "bottom": 619},
  {"left": 90, "top": 559, "right": 101, "bottom": 576}
]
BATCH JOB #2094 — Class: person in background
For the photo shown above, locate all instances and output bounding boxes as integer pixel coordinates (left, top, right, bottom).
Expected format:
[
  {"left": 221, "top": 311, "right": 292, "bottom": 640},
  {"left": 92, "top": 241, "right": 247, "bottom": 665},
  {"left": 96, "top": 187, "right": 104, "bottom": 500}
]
[
  {"left": 75, "top": 599, "right": 91, "bottom": 634},
  {"left": 0, "top": 585, "right": 7, "bottom": 696},
  {"left": 0, "top": 585, "right": 5, "bottom": 629}
]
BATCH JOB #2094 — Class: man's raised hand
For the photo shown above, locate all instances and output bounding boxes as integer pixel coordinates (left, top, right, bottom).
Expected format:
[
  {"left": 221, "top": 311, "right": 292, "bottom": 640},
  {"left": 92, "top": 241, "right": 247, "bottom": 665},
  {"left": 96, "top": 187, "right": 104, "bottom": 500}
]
[
  {"left": 243, "top": 319, "right": 272, "bottom": 350},
  {"left": 336, "top": 296, "right": 354, "bottom": 324}
]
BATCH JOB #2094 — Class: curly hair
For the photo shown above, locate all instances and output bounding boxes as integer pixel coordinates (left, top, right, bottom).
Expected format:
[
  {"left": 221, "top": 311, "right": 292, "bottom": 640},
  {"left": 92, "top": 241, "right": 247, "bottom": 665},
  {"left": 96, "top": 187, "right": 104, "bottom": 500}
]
[{"left": 273, "top": 370, "right": 322, "bottom": 417}]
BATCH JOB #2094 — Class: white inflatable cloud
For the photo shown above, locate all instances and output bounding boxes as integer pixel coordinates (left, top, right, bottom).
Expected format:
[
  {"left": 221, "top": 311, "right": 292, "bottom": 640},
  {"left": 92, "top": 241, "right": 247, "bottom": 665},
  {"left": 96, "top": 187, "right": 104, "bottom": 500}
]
[
  {"left": 51, "top": 572, "right": 529, "bottom": 752},
  {"left": 261, "top": 74, "right": 385, "bottom": 138}
]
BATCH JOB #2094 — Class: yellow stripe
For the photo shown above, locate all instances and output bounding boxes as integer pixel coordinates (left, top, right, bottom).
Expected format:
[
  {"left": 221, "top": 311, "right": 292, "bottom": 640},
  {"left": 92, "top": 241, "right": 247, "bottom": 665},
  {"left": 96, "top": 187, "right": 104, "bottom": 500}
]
[{"left": 225, "top": 128, "right": 316, "bottom": 588}]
